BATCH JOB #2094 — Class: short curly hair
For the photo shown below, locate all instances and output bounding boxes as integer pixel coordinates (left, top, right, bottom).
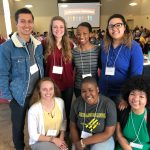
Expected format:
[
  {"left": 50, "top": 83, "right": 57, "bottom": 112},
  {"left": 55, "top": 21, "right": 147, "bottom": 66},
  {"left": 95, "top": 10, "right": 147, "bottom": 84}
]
[{"left": 121, "top": 75, "right": 150, "bottom": 107}]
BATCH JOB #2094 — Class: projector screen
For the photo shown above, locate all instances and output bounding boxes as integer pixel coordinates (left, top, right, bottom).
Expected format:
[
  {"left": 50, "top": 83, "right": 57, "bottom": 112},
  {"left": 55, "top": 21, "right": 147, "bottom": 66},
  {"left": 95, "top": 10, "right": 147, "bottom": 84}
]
[{"left": 58, "top": 3, "right": 100, "bottom": 28}]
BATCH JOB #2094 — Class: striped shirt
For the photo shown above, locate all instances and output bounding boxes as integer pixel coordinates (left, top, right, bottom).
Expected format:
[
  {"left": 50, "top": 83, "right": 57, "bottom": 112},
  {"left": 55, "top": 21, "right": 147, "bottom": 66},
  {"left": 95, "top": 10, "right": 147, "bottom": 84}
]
[{"left": 73, "top": 46, "right": 100, "bottom": 89}]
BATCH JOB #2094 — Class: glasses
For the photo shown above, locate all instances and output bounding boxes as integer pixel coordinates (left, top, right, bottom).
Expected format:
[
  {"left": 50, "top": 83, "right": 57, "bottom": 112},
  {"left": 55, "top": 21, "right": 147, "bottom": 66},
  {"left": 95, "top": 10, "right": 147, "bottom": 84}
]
[{"left": 108, "top": 23, "right": 124, "bottom": 30}]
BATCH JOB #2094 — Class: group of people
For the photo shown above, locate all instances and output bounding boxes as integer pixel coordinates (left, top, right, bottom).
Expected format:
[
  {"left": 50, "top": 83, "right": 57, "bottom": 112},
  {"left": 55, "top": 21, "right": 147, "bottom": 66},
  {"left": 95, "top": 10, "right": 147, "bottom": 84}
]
[
  {"left": 133, "top": 26, "right": 150, "bottom": 55},
  {"left": 0, "top": 7, "right": 149, "bottom": 150}
]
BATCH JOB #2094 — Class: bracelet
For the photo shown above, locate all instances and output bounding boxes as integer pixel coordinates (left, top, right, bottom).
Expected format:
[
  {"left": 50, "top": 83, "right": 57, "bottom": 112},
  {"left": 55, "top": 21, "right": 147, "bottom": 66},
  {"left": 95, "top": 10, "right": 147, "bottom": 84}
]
[{"left": 80, "top": 139, "right": 86, "bottom": 148}]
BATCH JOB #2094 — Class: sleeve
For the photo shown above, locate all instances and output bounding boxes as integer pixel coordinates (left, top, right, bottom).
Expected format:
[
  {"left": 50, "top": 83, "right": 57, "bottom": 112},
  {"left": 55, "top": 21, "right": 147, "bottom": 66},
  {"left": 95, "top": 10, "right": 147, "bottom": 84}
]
[
  {"left": 117, "top": 109, "right": 121, "bottom": 122},
  {"left": 117, "top": 107, "right": 130, "bottom": 129},
  {"left": 70, "top": 99, "right": 81, "bottom": 123},
  {"left": 0, "top": 44, "right": 13, "bottom": 101},
  {"left": 129, "top": 41, "right": 144, "bottom": 77},
  {"left": 105, "top": 99, "right": 117, "bottom": 127},
  {"left": 60, "top": 99, "right": 67, "bottom": 131},
  {"left": 28, "top": 105, "right": 41, "bottom": 142},
  {"left": 70, "top": 99, "right": 79, "bottom": 122}
]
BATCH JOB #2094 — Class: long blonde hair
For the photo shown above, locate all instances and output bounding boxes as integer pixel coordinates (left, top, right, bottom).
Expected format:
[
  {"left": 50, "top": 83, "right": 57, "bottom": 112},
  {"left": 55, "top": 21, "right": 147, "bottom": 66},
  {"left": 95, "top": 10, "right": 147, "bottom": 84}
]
[
  {"left": 30, "top": 77, "right": 61, "bottom": 106},
  {"left": 104, "top": 14, "right": 133, "bottom": 51},
  {"left": 44, "top": 16, "right": 72, "bottom": 62}
]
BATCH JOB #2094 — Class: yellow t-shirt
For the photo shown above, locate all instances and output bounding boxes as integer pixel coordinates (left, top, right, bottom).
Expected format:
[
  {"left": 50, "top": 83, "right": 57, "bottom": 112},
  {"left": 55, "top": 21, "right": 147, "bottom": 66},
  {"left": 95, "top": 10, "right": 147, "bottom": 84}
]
[{"left": 43, "top": 100, "right": 62, "bottom": 136}]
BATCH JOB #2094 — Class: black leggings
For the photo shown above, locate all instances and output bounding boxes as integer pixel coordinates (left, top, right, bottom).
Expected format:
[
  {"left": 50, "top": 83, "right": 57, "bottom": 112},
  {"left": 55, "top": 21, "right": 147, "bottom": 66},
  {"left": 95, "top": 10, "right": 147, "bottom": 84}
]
[
  {"left": 74, "top": 87, "right": 81, "bottom": 98},
  {"left": 61, "top": 87, "right": 74, "bottom": 132}
]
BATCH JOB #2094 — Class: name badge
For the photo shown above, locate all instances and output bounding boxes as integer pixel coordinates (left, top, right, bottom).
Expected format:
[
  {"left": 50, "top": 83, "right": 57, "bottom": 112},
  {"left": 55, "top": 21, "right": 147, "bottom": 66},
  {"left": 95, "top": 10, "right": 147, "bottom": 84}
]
[
  {"left": 105, "top": 67, "right": 115, "bottom": 76},
  {"left": 30, "top": 64, "right": 39, "bottom": 75},
  {"left": 46, "top": 129, "right": 57, "bottom": 136},
  {"left": 82, "top": 73, "right": 92, "bottom": 79},
  {"left": 52, "top": 66, "right": 63, "bottom": 74},
  {"left": 81, "top": 131, "right": 92, "bottom": 139},
  {"left": 130, "top": 142, "right": 143, "bottom": 149}
]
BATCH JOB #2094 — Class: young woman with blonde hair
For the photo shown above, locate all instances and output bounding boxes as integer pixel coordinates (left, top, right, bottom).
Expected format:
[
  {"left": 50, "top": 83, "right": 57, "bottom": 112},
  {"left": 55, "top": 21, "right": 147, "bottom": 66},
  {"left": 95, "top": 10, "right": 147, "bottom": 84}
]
[{"left": 44, "top": 16, "right": 74, "bottom": 132}]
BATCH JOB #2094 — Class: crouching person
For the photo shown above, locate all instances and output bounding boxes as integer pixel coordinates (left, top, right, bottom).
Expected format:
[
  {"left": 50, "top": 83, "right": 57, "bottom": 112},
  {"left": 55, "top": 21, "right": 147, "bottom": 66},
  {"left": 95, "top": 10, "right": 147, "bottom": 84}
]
[
  {"left": 28, "top": 77, "right": 68, "bottom": 150},
  {"left": 70, "top": 77, "right": 117, "bottom": 150}
]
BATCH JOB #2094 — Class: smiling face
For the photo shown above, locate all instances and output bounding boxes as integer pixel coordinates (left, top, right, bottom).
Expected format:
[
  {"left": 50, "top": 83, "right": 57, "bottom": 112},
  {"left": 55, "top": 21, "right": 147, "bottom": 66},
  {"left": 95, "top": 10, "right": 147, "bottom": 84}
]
[
  {"left": 108, "top": 18, "right": 126, "bottom": 41},
  {"left": 52, "top": 20, "right": 65, "bottom": 39},
  {"left": 81, "top": 82, "right": 99, "bottom": 105},
  {"left": 40, "top": 81, "right": 55, "bottom": 101},
  {"left": 16, "top": 13, "right": 34, "bottom": 41},
  {"left": 76, "top": 26, "right": 91, "bottom": 46},
  {"left": 128, "top": 90, "right": 147, "bottom": 114}
]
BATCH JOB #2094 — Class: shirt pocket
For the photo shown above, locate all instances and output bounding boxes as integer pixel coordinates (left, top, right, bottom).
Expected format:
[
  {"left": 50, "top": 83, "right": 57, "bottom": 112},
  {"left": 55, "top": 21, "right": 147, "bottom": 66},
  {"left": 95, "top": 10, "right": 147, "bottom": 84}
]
[{"left": 11, "top": 56, "right": 27, "bottom": 76}]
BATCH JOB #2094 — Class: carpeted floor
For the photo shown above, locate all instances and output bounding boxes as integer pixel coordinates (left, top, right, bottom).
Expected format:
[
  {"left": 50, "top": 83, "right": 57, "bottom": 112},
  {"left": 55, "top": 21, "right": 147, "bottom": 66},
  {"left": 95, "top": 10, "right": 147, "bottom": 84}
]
[{"left": 0, "top": 104, "right": 29, "bottom": 150}]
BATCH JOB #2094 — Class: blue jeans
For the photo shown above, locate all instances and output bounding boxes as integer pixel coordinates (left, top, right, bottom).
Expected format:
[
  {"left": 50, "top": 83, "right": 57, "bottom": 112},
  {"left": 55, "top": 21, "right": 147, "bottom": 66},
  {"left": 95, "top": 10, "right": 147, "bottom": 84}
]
[
  {"left": 90, "top": 136, "right": 115, "bottom": 150},
  {"left": 72, "top": 136, "right": 115, "bottom": 150},
  {"left": 9, "top": 96, "right": 31, "bottom": 150}
]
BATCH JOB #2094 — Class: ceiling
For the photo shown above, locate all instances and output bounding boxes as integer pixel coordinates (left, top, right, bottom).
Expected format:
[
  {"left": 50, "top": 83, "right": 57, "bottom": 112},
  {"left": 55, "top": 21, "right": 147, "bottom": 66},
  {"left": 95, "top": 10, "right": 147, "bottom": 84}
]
[{"left": 0, "top": 0, "right": 149, "bottom": 16}]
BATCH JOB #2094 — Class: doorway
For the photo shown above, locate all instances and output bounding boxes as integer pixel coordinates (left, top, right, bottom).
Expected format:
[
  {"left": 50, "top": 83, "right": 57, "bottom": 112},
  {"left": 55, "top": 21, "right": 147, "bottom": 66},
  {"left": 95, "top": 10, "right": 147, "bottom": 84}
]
[{"left": 127, "top": 19, "right": 134, "bottom": 30}]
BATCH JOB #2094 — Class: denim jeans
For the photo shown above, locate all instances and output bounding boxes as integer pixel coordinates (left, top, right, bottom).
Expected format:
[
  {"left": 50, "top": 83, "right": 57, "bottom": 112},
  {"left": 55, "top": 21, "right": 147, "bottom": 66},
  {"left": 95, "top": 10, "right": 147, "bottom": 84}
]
[
  {"left": 90, "top": 136, "right": 115, "bottom": 150},
  {"left": 72, "top": 136, "right": 115, "bottom": 150},
  {"left": 9, "top": 96, "right": 31, "bottom": 150}
]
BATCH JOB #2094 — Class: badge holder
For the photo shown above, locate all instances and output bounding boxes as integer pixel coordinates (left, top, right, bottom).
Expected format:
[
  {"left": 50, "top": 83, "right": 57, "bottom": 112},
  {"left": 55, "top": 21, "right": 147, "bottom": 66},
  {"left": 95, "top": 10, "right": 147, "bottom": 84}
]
[
  {"left": 46, "top": 129, "right": 57, "bottom": 137},
  {"left": 130, "top": 142, "right": 143, "bottom": 149},
  {"left": 82, "top": 73, "right": 92, "bottom": 79},
  {"left": 52, "top": 66, "right": 63, "bottom": 74},
  {"left": 81, "top": 131, "right": 92, "bottom": 139},
  {"left": 105, "top": 67, "right": 115, "bottom": 76}
]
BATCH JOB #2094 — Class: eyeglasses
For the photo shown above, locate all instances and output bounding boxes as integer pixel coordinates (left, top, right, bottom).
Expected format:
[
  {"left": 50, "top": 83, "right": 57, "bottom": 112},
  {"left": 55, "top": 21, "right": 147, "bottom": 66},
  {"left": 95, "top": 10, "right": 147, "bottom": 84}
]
[{"left": 108, "top": 23, "right": 124, "bottom": 30}]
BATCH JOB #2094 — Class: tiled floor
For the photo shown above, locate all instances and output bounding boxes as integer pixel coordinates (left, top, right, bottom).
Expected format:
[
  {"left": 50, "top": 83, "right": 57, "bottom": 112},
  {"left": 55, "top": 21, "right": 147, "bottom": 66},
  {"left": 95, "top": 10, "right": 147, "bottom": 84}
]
[{"left": 0, "top": 103, "right": 29, "bottom": 150}]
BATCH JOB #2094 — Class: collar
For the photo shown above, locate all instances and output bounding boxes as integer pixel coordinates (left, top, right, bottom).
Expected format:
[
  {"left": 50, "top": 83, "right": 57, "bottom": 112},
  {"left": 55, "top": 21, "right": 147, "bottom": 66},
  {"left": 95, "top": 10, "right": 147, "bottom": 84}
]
[{"left": 11, "top": 32, "right": 41, "bottom": 48}]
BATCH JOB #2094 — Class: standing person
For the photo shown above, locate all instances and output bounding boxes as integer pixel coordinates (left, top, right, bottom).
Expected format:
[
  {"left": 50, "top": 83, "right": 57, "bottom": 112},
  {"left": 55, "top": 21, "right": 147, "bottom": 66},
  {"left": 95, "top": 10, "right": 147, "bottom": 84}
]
[
  {"left": 70, "top": 77, "right": 117, "bottom": 150},
  {"left": 45, "top": 16, "right": 74, "bottom": 132},
  {"left": 116, "top": 75, "right": 150, "bottom": 150},
  {"left": 73, "top": 22, "right": 100, "bottom": 98},
  {"left": 99, "top": 14, "right": 144, "bottom": 110},
  {"left": 0, "top": 8, "right": 44, "bottom": 149},
  {"left": 28, "top": 77, "right": 68, "bottom": 150}
]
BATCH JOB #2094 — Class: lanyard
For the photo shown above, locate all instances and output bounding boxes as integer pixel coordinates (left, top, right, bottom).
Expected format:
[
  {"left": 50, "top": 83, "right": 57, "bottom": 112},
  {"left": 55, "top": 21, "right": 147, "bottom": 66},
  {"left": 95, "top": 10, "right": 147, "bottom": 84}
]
[
  {"left": 80, "top": 49, "right": 91, "bottom": 75},
  {"left": 82, "top": 99, "right": 99, "bottom": 133},
  {"left": 106, "top": 44, "right": 123, "bottom": 67},
  {"left": 131, "top": 109, "right": 146, "bottom": 144}
]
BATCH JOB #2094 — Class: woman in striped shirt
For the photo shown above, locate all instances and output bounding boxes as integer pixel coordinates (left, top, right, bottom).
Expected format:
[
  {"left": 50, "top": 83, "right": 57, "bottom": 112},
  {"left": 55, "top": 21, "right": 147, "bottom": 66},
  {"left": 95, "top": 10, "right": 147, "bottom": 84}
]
[{"left": 72, "top": 22, "right": 100, "bottom": 97}]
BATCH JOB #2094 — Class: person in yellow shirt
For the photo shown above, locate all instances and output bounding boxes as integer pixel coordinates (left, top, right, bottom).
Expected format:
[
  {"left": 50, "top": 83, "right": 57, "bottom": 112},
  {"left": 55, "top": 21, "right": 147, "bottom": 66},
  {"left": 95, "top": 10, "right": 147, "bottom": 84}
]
[{"left": 28, "top": 77, "right": 68, "bottom": 150}]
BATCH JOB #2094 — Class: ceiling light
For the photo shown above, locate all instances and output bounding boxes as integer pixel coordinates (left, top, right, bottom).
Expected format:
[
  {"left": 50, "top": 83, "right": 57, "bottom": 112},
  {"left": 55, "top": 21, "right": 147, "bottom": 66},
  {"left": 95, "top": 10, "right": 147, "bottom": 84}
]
[
  {"left": 25, "top": 4, "right": 33, "bottom": 8},
  {"left": 60, "top": 4, "right": 68, "bottom": 8},
  {"left": 129, "top": 2, "right": 137, "bottom": 6},
  {"left": 14, "top": 0, "right": 21, "bottom": 1}
]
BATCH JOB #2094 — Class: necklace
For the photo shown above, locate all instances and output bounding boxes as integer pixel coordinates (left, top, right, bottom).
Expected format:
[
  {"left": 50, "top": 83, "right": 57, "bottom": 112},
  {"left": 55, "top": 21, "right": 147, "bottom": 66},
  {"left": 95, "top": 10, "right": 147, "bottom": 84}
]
[
  {"left": 82, "top": 99, "right": 100, "bottom": 133},
  {"left": 41, "top": 99, "right": 55, "bottom": 113},
  {"left": 130, "top": 109, "right": 146, "bottom": 144}
]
